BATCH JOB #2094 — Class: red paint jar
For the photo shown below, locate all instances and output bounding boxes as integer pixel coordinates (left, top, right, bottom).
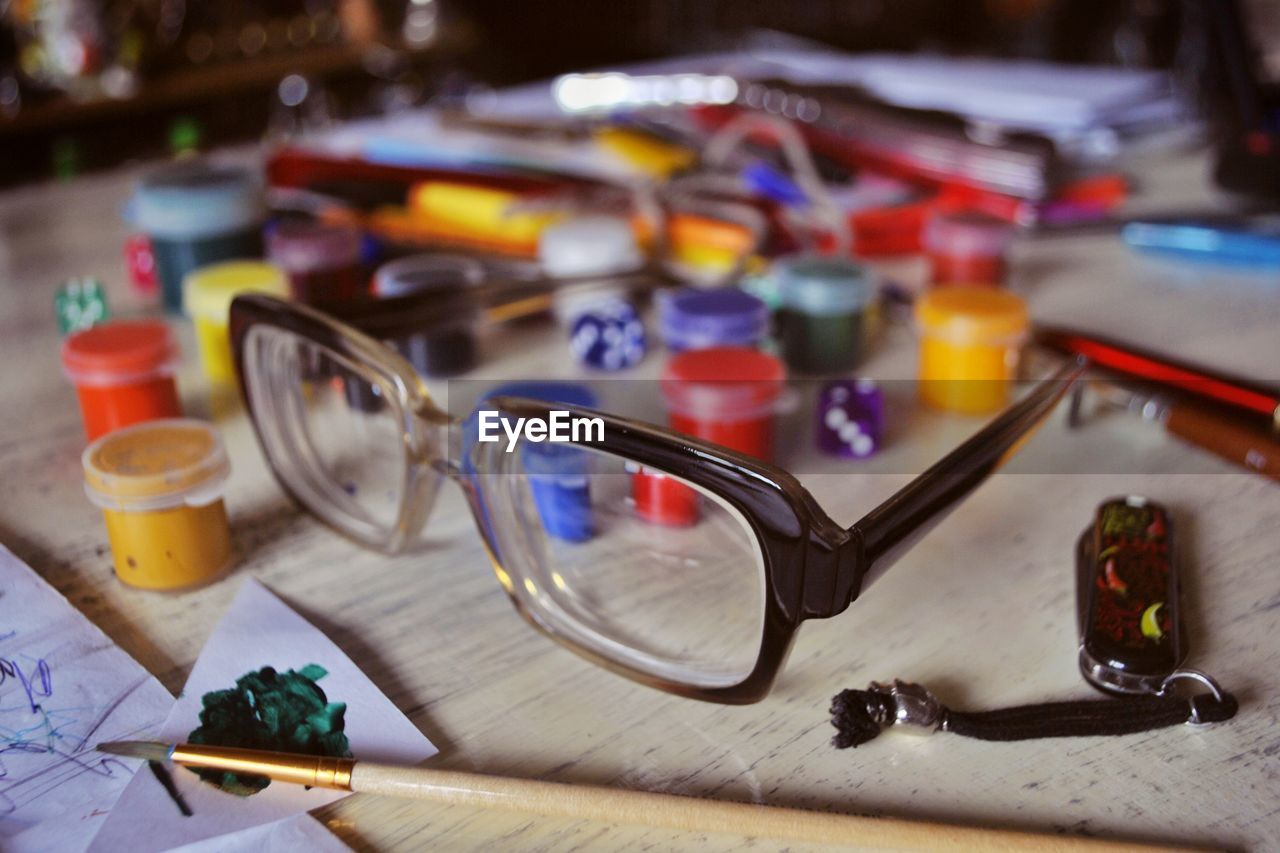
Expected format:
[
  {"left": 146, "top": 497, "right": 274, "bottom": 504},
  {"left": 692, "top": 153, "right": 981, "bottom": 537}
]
[
  {"left": 266, "top": 220, "right": 366, "bottom": 304},
  {"left": 923, "top": 210, "right": 1015, "bottom": 288},
  {"left": 630, "top": 465, "right": 701, "bottom": 527},
  {"left": 61, "top": 320, "right": 182, "bottom": 441},
  {"left": 634, "top": 347, "right": 785, "bottom": 526},
  {"left": 662, "top": 347, "right": 786, "bottom": 458}
]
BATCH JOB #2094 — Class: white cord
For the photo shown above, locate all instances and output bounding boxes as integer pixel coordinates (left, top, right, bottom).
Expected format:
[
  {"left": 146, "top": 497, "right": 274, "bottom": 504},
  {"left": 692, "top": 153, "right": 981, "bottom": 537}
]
[{"left": 701, "top": 112, "right": 851, "bottom": 254}]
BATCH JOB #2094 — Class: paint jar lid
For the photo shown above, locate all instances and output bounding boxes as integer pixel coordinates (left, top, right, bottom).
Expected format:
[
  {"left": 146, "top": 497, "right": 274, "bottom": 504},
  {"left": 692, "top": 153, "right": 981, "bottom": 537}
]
[
  {"left": 539, "top": 216, "right": 644, "bottom": 278},
  {"left": 775, "top": 254, "right": 872, "bottom": 317},
  {"left": 266, "top": 220, "right": 362, "bottom": 273},
  {"left": 62, "top": 319, "right": 179, "bottom": 386},
  {"left": 373, "top": 254, "right": 486, "bottom": 297},
  {"left": 83, "top": 418, "right": 231, "bottom": 512},
  {"left": 483, "top": 380, "right": 598, "bottom": 409},
  {"left": 915, "top": 288, "right": 1029, "bottom": 343},
  {"left": 923, "top": 210, "right": 1016, "bottom": 258},
  {"left": 657, "top": 287, "right": 769, "bottom": 351},
  {"left": 661, "top": 347, "right": 785, "bottom": 422},
  {"left": 473, "top": 382, "right": 599, "bottom": 474},
  {"left": 184, "top": 261, "right": 289, "bottom": 321},
  {"left": 132, "top": 163, "right": 263, "bottom": 239}
]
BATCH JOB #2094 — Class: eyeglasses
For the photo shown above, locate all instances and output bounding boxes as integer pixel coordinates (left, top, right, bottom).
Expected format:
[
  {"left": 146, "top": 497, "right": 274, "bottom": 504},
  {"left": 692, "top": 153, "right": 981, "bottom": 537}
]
[{"left": 230, "top": 294, "right": 1084, "bottom": 703}]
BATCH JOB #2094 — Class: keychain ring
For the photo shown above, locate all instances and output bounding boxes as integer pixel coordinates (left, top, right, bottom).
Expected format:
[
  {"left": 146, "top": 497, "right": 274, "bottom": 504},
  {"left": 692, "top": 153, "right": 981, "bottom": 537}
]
[{"left": 1158, "top": 669, "right": 1226, "bottom": 726}]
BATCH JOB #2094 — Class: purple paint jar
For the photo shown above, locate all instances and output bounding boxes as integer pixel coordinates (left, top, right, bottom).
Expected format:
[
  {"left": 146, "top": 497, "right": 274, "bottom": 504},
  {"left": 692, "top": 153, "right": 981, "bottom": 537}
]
[{"left": 657, "top": 287, "right": 769, "bottom": 352}]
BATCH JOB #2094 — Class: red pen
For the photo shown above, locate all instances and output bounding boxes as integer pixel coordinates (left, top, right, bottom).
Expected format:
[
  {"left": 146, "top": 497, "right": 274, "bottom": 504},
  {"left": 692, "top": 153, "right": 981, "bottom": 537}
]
[{"left": 1036, "top": 325, "right": 1280, "bottom": 431}]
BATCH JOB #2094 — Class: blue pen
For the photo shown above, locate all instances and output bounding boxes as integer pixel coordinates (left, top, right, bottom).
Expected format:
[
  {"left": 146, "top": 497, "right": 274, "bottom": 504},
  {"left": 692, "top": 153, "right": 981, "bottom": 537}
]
[
  {"left": 742, "top": 161, "right": 810, "bottom": 208},
  {"left": 1121, "top": 219, "right": 1280, "bottom": 268}
]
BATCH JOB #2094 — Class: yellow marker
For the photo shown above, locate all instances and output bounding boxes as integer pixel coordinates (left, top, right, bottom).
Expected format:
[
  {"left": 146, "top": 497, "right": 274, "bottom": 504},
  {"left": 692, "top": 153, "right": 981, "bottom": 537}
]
[
  {"left": 83, "top": 419, "right": 233, "bottom": 590},
  {"left": 915, "top": 289, "right": 1030, "bottom": 414},
  {"left": 184, "top": 260, "right": 289, "bottom": 409},
  {"left": 408, "top": 182, "right": 562, "bottom": 247},
  {"left": 593, "top": 127, "right": 696, "bottom": 178}
]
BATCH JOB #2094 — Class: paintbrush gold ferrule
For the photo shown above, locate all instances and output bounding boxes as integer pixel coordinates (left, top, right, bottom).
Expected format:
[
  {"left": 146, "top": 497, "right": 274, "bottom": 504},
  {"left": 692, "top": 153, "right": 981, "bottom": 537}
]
[{"left": 169, "top": 744, "right": 355, "bottom": 791}]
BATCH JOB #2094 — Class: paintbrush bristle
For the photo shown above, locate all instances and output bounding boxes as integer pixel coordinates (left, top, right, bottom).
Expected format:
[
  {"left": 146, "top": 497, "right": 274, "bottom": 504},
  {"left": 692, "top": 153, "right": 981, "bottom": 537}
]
[{"left": 96, "top": 741, "right": 174, "bottom": 762}]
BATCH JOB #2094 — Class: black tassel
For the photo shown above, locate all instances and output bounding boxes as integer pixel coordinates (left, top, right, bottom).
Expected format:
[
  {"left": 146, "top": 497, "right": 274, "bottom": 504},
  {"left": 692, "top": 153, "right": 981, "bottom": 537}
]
[
  {"left": 830, "top": 680, "right": 1237, "bottom": 748},
  {"left": 830, "top": 688, "right": 894, "bottom": 748}
]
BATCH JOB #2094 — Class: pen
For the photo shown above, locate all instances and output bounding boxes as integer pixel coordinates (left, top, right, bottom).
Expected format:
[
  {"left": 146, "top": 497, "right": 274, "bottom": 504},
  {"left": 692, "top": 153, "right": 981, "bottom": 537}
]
[
  {"left": 98, "top": 741, "right": 1184, "bottom": 851},
  {"left": 1121, "top": 218, "right": 1280, "bottom": 268},
  {"left": 1034, "top": 324, "right": 1280, "bottom": 431}
]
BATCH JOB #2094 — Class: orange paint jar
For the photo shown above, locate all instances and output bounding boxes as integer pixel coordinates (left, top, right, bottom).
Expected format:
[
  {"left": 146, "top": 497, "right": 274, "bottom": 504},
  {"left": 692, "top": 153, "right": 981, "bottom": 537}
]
[
  {"left": 915, "top": 289, "right": 1029, "bottom": 415},
  {"left": 83, "top": 419, "right": 233, "bottom": 590},
  {"left": 62, "top": 320, "right": 182, "bottom": 441}
]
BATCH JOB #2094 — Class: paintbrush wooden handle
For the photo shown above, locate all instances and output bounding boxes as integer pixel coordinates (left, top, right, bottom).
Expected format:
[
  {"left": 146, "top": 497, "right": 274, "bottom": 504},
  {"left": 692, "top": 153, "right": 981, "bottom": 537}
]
[
  {"left": 1164, "top": 402, "right": 1280, "bottom": 481},
  {"left": 349, "top": 763, "right": 1193, "bottom": 851}
]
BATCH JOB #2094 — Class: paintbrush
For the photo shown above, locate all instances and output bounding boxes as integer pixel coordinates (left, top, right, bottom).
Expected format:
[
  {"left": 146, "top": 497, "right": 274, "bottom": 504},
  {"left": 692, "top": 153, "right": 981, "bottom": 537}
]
[
  {"left": 1069, "top": 379, "right": 1280, "bottom": 482},
  {"left": 98, "top": 741, "right": 1198, "bottom": 851}
]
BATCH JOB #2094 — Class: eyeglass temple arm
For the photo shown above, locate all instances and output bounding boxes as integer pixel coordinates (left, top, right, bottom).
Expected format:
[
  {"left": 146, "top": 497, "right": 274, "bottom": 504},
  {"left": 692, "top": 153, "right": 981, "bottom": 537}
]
[{"left": 845, "top": 357, "right": 1088, "bottom": 602}]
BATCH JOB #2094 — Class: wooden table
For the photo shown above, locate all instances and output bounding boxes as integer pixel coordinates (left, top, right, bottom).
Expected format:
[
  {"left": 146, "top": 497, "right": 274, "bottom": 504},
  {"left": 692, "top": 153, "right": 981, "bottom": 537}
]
[{"left": 0, "top": 146, "right": 1277, "bottom": 851}]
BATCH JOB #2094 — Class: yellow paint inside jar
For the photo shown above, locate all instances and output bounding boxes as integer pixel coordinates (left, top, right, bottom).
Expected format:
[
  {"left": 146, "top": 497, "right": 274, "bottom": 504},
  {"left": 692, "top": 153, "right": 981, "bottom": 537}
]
[
  {"left": 915, "top": 289, "right": 1029, "bottom": 414},
  {"left": 183, "top": 260, "right": 288, "bottom": 408},
  {"left": 83, "top": 419, "right": 233, "bottom": 590}
]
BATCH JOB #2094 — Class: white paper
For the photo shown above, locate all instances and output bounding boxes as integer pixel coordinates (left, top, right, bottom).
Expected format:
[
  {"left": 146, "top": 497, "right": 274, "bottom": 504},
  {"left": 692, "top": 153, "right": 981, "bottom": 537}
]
[
  {"left": 90, "top": 579, "right": 436, "bottom": 852},
  {"left": 0, "top": 544, "right": 172, "bottom": 853},
  {"left": 471, "top": 47, "right": 1178, "bottom": 134}
]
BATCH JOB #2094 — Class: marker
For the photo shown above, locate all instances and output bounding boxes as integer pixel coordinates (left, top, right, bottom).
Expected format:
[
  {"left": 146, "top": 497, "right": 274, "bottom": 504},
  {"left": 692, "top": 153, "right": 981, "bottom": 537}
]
[
  {"left": 1121, "top": 219, "right": 1280, "bottom": 268},
  {"left": 1035, "top": 325, "right": 1280, "bottom": 431}
]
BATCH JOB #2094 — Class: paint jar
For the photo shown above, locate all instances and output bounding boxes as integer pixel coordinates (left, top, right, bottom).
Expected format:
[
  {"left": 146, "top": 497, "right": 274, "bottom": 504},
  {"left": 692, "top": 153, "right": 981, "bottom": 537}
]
[
  {"left": 266, "top": 220, "right": 366, "bottom": 304},
  {"left": 184, "top": 261, "right": 289, "bottom": 401},
  {"left": 661, "top": 347, "right": 785, "bottom": 459},
  {"left": 774, "top": 255, "right": 872, "bottom": 374},
  {"left": 82, "top": 419, "right": 233, "bottom": 590},
  {"left": 915, "top": 289, "right": 1029, "bottom": 415},
  {"left": 540, "top": 216, "right": 645, "bottom": 326},
  {"left": 923, "top": 210, "right": 1015, "bottom": 288},
  {"left": 539, "top": 215, "right": 644, "bottom": 280},
  {"left": 62, "top": 320, "right": 182, "bottom": 441},
  {"left": 657, "top": 287, "right": 769, "bottom": 352},
  {"left": 131, "top": 164, "right": 264, "bottom": 314},
  {"left": 483, "top": 382, "right": 597, "bottom": 542},
  {"left": 372, "top": 255, "right": 485, "bottom": 376},
  {"left": 638, "top": 347, "right": 785, "bottom": 526}
]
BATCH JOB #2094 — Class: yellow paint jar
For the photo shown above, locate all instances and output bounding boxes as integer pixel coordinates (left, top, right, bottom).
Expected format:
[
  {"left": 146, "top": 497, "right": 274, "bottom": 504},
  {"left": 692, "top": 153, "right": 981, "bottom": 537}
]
[
  {"left": 915, "top": 289, "right": 1029, "bottom": 414},
  {"left": 183, "top": 260, "right": 288, "bottom": 405},
  {"left": 83, "top": 419, "right": 233, "bottom": 590}
]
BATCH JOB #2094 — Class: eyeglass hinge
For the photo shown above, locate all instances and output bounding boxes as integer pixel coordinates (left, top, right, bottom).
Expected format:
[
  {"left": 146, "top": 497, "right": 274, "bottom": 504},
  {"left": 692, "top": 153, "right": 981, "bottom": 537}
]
[{"left": 801, "top": 528, "right": 865, "bottom": 620}]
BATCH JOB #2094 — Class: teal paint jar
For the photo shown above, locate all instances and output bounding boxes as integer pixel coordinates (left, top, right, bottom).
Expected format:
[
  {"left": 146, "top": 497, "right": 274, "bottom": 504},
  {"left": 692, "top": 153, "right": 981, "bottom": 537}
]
[
  {"left": 774, "top": 255, "right": 872, "bottom": 374},
  {"left": 131, "top": 164, "right": 265, "bottom": 314}
]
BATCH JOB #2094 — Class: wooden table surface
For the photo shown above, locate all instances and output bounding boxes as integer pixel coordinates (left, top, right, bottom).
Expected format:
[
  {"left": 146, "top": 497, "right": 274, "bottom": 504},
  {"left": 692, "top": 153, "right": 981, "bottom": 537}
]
[{"left": 0, "top": 146, "right": 1277, "bottom": 852}]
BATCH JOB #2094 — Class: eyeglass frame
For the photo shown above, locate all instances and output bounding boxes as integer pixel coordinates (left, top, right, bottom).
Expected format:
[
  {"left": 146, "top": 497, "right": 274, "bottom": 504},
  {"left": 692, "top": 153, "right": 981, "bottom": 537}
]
[{"left": 230, "top": 293, "right": 1086, "bottom": 704}]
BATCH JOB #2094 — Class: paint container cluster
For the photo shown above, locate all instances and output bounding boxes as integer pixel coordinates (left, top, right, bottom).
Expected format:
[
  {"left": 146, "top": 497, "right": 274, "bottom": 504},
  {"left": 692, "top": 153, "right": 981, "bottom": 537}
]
[{"left": 72, "top": 151, "right": 1037, "bottom": 591}]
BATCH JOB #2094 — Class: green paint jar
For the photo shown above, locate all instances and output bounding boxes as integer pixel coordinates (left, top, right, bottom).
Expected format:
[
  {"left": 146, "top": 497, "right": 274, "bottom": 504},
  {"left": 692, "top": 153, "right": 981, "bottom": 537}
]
[{"left": 775, "top": 254, "right": 872, "bottom": 374}]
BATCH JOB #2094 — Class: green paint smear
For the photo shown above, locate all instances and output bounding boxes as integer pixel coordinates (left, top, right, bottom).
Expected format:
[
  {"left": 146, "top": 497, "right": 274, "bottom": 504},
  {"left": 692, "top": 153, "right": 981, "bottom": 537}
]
[{"left": 187, "top": 664, "right": 352, "bottom": 796}]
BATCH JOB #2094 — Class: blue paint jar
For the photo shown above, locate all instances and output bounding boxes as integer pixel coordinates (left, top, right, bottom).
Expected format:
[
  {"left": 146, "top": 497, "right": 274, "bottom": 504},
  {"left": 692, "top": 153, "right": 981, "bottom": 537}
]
[
  {"left": 481, "top": 382, "right": 598, "bottom": 543},
  {"left": 131, "top": 164, "right": 265, "bottom": 315},
  {"left": 657, "top": 287, "right": 769, "bottom": 352}
]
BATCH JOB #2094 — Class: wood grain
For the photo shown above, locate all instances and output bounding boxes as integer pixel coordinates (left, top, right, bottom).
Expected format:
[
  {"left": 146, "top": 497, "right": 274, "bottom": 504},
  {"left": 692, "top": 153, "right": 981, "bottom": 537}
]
[
  {"left": 0, "top": 148, "right": 1276, "bottom": 852},
  {"left": 348, "top": 762, "right": 1203, "bottom": 851}
]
